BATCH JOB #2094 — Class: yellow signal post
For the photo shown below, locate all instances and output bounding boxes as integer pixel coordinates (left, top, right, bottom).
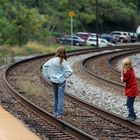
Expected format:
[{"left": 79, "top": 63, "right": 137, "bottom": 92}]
[
  {"left": 69, "top": 11, "right": 75, "bottom": 46},
  {"left": 69, "top": 11, "right": 75, "bottom": 17}
]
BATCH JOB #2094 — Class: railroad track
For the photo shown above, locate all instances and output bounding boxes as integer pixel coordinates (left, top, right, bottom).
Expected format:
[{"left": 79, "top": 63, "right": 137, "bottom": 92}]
[
  {"left": 2, "top": 45, "right": 140, "bottom": 140},
  {"left": 108, "top": 51, "right": 140, "bottom": 83},
  {"left": 82, "top": 48, "right": 140, "bottom": 86}
]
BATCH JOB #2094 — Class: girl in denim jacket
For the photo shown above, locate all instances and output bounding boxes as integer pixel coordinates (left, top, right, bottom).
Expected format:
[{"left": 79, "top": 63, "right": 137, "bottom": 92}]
[{"left": 43, "top": 46, "right": 73, "bottom": 118}]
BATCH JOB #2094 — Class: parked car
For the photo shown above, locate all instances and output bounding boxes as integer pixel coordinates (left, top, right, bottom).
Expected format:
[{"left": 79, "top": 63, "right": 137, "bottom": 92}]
[
  {"left": 136, "top": 25, "right": 140, "bottom": 41},
  {"left": 87, "top": 37, "right": 114, "bottom": 47},
  {"left": 90, "top": 33, "right": 97, "bottom": 38},
  {"left": 111, "top": 31, "right": 130, "bottom": 43},
  {"left": 100, "top": 33, "right": 118, "bottom": 44},
  {"left": 76, "top": 32, "right": 90, "bottom": 41},
  {"left": 57, "top": 35, "right": 86, "bottom": 46},
  {"left": 128, "top": 32, "right": 137, "bottom": 42}
]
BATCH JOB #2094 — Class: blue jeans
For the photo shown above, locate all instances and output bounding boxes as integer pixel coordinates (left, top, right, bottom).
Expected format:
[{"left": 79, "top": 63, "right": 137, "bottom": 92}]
[
  {"left": 126, "top": 96, "right": 136, "bottom": 119},
  {"left": 52, "top": 81, "right": 66, "bottom": 116}
]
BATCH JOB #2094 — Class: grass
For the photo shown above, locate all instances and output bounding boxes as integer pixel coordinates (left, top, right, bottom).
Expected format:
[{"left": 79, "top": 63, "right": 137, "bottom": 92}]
[
  {"left": 16, "top": 76, "right": 54, "bottom": 109},
  {"left": 16, "top": 76, "right": 46, "bottom": 97},
  {"left": 0, "top": 41, "right": 89, "bottom": 66},
  {"left": 0, "top": 42, "right": 74, "bottom": 66}
]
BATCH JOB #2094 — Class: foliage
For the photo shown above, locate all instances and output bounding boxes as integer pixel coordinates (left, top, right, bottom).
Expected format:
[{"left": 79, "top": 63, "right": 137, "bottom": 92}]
[
  {"left": 0, "top": 0, "right": 139, "bottom": 46},
  {"left": 13, "top": 7, "right": 46, "bottom": 46},
  {"left": 25, "top": 41, "right": 54, "bottom": 54},
  {"left": 99, "top": 0, "right": 136, "bottom": 31},
  {"left": 0, "top": 17, "right": 16, "bottom": 45}
]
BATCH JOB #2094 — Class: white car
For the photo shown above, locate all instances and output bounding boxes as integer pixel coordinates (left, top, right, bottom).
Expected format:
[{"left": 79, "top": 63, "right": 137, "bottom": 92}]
[
  {"left": 111, "top": 31, "right": 130, "bottom": 42},
  {"left": 87, "top": 37, "right": 113, "bottom": 47}
]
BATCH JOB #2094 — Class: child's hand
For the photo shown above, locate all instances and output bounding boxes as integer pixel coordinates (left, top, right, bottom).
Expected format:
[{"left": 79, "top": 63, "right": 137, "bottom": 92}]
[
  {"left": 121, "top": 70, "right": 123, "bottom": 82},
  {"left": 121, "top": 76, "right": 123, "bottom": 82}
]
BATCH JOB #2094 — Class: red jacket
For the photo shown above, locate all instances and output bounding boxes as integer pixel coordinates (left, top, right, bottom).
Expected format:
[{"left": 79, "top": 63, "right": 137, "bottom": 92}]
[{"left": 122, "top": 68, "right": 139, "bottom": 97}]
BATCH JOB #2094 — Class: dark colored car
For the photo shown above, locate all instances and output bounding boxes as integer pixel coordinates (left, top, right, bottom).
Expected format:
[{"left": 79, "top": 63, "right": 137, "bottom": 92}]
[
  {"left": 57, "top": 35, "right": 86, "bottom": 46},
  {"left": 128, "top": 32, "right": 137, "bottom": 42},
  {"left": 100, "top": 33, "right": 118, "bottom": 44}
]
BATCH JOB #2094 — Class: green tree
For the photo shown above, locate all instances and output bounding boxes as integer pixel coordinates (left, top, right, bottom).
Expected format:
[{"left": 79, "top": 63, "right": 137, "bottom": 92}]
[
  {"left": 14, "top": 7, "right": 46, "bottom": 46},
  {"left": 99, "top": 0, "right": 136, "bottom": 31},
  {"left": 0, "top": 17, "right": 16, "bottom": 45},
  {"left": 0, "top": 0, "right": 139, "bottom": 46}
]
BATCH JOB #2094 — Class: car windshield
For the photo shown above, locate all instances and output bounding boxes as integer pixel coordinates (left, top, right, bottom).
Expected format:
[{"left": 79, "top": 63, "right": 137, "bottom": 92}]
[
  {"left": 112, "top": 32, "right": 121, "bottom": 35},
  {"left": 73, "top": 37, "right": 78, "bottom": 39},
  {"left": 89, "top": 39, "right": 96, "bottom": 41},
  {"left": 100, "top": 40, "right": 106, "bottom": 43}
]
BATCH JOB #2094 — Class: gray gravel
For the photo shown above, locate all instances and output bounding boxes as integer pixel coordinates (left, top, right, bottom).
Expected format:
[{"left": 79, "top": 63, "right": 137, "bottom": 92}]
[{"left": 66, "top": 51, "right": 140, "bottom": 120}]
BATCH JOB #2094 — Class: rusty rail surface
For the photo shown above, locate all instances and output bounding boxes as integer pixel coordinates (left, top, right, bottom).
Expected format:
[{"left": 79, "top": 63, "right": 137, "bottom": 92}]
[{"left": 3, "top": 45, "right": 140, "bottom": 139}]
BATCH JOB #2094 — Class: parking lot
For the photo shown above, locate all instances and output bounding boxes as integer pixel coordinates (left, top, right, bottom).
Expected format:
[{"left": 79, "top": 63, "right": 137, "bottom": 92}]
[{"left": 57, "top": 31, "right": 138, "bottom": 47}]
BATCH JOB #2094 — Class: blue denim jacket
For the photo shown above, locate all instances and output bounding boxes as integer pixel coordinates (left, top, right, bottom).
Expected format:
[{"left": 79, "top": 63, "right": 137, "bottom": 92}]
[{"left": 42, "top": 57, "right": 73, "bottom": 83}]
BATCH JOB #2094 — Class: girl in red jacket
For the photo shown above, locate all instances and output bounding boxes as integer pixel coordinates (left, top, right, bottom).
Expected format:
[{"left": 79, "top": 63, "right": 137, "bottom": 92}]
[{"left": 121, "top": 58, "right": 139, "bottom": 121}]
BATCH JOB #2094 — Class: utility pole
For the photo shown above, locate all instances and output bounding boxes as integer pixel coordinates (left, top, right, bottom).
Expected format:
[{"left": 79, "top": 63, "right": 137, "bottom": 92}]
[
  {"left": 96, "top": 0, "right": 99, "bottom": 47},
  {"left": 137, "top": 0, "right": 140, "bottom": 14}
]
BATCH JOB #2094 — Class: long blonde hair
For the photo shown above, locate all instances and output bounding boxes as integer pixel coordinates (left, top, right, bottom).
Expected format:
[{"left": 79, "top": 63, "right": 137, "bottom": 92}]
[
  {"left": 122, "top": 58, "right": 133, "bottom": 69},
  {"left": 55, "top": 46, "right": 67, "bottom": 64}
]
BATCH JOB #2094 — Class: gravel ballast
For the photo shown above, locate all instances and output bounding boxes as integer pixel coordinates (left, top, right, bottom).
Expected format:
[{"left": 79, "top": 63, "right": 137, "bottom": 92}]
[{"left": 66, "top": 51, "right": 140, "bottom": 120}]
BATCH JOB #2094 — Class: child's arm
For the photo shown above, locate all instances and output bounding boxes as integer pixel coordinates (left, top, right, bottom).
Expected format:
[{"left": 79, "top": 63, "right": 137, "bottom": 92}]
[
  {"left": 121, "top": 68, "right": 128, "bottom": 82},
  {"left": 121, "top": 69, "right": 124, "bottom": 82},
  {"left": 122, "top": 68, "right": 129, "bottom": 82}
]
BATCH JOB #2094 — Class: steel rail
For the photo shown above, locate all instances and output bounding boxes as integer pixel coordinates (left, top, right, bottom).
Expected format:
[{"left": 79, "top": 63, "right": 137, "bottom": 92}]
[
  {"left": 82, "top": 48, "right": 140, "bottom": 87},
  {"left": 4, "top": 48, "right": 107, "bottom": 140},
  {"left": 81, "top": 48, "right": 140, "bottom": 133},
  {"left": 108, "top": 51, "right": 140, "bottom": 80},
  {"left": 3, "top": 44, "right": 140, "bottom": 139}
]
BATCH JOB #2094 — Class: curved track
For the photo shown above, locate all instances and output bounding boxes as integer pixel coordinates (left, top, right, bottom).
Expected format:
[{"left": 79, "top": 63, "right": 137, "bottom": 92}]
[
  {"left": 2, "top": 45, "right": 140, "bottom": 140},
  {"left": 82, "top": 48, "right": 140, "bottom": 87}
]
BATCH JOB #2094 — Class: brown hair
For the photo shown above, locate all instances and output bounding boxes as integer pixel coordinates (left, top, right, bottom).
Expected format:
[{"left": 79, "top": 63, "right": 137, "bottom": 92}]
[
  {"left": 122, "top": 58, "right": 133, "bottom": 69},
  {"left": 55, "top": 46, "right": 67, "bottom": 64}
]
